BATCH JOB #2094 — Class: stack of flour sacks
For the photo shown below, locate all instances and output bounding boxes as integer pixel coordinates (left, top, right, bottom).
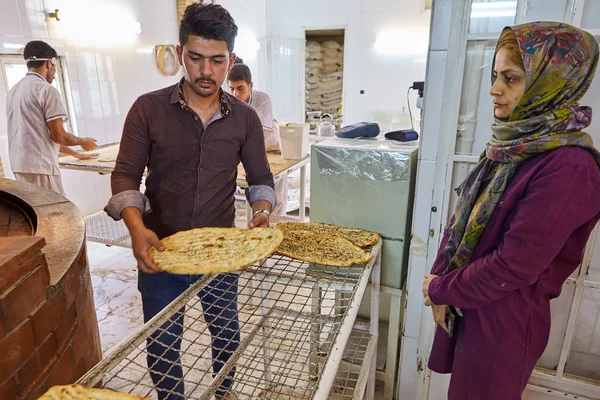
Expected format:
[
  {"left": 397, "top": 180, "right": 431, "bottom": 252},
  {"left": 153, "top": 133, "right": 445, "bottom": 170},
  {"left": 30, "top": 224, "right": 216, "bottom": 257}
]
[{"left": 305, "top": 40, "right": 344, "bottom": 115}]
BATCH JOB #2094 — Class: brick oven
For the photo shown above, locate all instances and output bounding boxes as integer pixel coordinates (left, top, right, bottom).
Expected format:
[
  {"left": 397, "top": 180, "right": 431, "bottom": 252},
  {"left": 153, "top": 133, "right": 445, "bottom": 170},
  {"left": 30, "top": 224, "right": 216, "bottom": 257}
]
[{"left": 0, "top": 178, "right": 102, "bottom": 400}]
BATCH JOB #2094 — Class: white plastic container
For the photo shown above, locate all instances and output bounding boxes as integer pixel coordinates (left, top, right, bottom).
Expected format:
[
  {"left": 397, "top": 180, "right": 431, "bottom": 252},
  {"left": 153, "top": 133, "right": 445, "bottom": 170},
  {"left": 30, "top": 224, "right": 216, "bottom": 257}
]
[{"left": 279, "top": 123, "right": 310, "bottom": 160}]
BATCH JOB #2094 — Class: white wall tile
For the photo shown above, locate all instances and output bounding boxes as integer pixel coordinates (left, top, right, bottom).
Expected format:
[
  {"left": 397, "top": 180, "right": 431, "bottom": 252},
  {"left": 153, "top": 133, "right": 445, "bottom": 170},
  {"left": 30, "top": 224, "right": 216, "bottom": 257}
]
[
  {"left": 0, "top": 0, "right": 24, "bottom": 38},
  {"left": 95, "top": 53, "right": 116, "bottom": 82},
  {"left": 264, "top": 0, "right": 430, "bottom": 126},
  {"left": 0, "top": 36, "right": 26, "bottom": 54},
  {"left": 80, "top": 80, "right": 103, "bottom": 118},
  {"left": 84, "top": 117, "right": 107, "bottom": 143},
  {"left": 75, "top": 51, "right": 99, "bottom": 83},
  {"left": 15, "top": 0, "right": 49, "bottom": 40},
  {"left": 103, "top": 115, "right": 123, "bottom": 144}
]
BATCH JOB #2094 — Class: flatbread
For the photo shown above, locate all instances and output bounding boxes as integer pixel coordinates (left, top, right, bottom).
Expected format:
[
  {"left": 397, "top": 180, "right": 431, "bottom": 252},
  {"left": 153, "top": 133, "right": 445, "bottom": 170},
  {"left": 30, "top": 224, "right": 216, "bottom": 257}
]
[
  {"left": 274, "top": 222, "right": 380, "bottom": 248},
  {"left": 276, "top": 230, "right": 373, "bottom": 267},
  {"left": 38, "top": 384, "right": 146, "bottom": 399},
  {"left": 149, "top": 227, "right": 284, "bottom": 274},
  {"left": 97, "top": 155, "right": 117, "bottom": 162}
]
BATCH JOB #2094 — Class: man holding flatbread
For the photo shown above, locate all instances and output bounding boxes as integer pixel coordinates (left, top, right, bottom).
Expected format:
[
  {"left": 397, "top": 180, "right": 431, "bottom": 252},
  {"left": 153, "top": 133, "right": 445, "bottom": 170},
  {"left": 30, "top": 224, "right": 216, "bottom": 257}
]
[{"left": 104, "top": 4, "right": 275, "bottom": 399}]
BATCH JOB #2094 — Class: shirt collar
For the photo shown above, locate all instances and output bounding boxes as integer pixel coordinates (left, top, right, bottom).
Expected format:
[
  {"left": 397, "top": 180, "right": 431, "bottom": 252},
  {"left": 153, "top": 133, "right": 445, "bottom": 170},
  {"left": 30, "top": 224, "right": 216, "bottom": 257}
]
[
  {"left": 171, "top": 78, "right": 231, "bottom": 118},
  {"left": 26, "top": 72, "right": 46, "bottom": 82}
]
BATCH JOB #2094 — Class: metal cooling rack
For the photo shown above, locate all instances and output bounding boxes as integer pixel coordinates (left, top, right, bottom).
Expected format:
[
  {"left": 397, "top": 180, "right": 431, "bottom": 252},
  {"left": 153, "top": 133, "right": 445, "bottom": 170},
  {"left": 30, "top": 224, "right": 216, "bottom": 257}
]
[{"left": 78, "top": 242, "right": 381, "bottom": 400}]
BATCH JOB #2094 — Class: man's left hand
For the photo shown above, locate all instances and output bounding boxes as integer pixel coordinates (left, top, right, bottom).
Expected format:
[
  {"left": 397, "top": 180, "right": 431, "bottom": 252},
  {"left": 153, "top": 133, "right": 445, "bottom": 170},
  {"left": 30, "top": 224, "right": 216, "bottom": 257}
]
[{"left": 249, "top": 213, "right": 269, "bottom": 228}]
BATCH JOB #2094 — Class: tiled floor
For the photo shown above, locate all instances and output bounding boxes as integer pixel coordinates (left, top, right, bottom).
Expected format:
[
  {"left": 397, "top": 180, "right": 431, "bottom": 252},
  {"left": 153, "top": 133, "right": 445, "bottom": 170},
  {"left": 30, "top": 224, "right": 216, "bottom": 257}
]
[{"left": 87, "top": 241, "right": 143, "bottom": 354}]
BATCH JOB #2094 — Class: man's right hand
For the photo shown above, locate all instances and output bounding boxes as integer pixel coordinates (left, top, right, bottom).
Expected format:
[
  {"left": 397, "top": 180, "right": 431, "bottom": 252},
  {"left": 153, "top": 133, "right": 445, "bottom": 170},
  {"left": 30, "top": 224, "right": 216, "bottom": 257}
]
[
  {"left": 79, "top": 137, "right": 98, "bottom": 152},
  {"left": 130, "top": 225, "right": 164, "bottom": 274}
]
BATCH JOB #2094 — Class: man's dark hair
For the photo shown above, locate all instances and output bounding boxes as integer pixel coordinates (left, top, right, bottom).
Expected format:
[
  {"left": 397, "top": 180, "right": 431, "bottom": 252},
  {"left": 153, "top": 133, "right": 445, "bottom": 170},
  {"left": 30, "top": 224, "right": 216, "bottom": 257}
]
[
  {"left": 227, "top": 64, "right": 252, "bottom": 84},
  {"left": 23, "top": 41, "right": 57, "bottom": 69},
  {"left": 179, "top": 3, "right": 238, "bottom": 53}
]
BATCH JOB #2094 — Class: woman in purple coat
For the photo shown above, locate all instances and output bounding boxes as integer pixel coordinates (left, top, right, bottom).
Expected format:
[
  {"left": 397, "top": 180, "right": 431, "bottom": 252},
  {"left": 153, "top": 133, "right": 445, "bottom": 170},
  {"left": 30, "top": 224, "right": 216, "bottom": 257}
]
[{"left": 422, "top": 22, "right": 600, "bottom": 399}]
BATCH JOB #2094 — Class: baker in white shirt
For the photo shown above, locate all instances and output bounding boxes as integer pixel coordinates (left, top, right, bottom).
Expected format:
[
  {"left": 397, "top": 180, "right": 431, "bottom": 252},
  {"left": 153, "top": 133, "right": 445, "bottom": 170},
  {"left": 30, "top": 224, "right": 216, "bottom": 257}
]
[
  {"left": 228, "top": 64, "right": 287, "bottom": 216},
  {"left": 6, "top": 40, "right": 97, "bottom": 196}
]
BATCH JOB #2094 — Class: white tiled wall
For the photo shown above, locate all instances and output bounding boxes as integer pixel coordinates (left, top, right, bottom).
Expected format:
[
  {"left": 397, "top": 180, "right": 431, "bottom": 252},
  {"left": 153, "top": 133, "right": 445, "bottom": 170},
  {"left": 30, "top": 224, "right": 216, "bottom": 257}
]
[
  {"left": 0, "top": 0, "right": 182, "bottom": 215},
  {"left": 264, "top": 0, "right": 431, "bottom": 124}
]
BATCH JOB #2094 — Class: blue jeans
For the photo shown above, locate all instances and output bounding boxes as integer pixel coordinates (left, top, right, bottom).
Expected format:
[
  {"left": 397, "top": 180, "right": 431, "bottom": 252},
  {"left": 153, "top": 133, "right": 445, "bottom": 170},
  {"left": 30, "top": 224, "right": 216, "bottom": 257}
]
[{"left": 138, "top": 271, "right": 240, "bottom": 399}]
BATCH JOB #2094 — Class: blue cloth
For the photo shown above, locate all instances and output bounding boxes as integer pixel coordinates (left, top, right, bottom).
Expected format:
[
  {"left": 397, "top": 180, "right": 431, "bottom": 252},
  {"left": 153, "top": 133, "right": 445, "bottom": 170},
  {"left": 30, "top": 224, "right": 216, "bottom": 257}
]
[
  {"left": 138, "top": 270, "right": 240, "bottom": 399},
  {"left": 335, "top": 122, "right": 380, "bottom": 138},
  {"left": 385, "top": 130, "right": 419, "bottom": 142}
]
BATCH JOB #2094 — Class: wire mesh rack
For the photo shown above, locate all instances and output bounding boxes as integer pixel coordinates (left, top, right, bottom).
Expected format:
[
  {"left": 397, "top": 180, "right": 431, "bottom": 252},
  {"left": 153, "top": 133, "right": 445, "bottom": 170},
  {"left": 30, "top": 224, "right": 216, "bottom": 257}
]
[
  {"left": 84, "top": 203, "right": 301, "bottom": 249},
  {"left": 79, "top": 242, "right": 381, "bottom": 400},
  {"left": 84, "top": 209, "right": 132, "bottom": 247}
]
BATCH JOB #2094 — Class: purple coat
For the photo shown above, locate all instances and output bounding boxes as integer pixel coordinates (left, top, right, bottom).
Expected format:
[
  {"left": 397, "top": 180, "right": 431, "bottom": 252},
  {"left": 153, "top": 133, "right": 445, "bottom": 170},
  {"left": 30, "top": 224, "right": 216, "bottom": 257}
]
[{"left": 428, "top": 147, "right": 600, "bottom": 399}]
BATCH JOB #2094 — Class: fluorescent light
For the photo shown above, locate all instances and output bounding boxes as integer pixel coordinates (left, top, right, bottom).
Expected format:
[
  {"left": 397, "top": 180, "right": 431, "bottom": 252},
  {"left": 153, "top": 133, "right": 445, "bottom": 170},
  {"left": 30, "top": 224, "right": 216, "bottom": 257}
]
[
  {"left": 57, "top": 4, "right": 141, "bottom": 47},
  {"left": 133, "top": 21, "right": 142, "bottom": 35},
  {"left": 236, "top": 28, "right": 260, "bottom": 61},
  {"left": 471, "top": 1, "right": 517, "bottom": 10},
  {"left": 375, "top": 29, "right": 429, "bottom": 56},
  {"left": 471, "top": 11, "right": 516, "bottom": 18},
  {"left": 470, "top": 0, "right": 516, "bottom": 18},
  {"left": 3, "top": 43, "right": 24, "bottom": 50},
  {"left": 135, "top": 47, "right": 154, "bottom": 55}
]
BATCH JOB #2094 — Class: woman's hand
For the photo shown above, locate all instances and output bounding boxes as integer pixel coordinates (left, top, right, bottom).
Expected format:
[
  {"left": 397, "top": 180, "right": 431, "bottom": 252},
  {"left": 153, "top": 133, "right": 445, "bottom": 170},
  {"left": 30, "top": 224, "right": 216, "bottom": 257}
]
[
  {"left": 422, "top": 274, "right": 438, "bottom": 298},
  {"left": 431, "top": 303, "right": 450, "bottom": 333},
  {"left": 423, "top": 274, "right": 462, "bottom": 333}
]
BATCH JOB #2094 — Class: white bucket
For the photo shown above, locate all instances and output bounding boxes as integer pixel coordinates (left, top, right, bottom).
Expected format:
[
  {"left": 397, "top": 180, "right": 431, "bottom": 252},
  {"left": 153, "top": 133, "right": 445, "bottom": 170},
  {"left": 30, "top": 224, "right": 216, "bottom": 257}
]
[{"left": 279, "top": 123, "right": 310, "bottom": 160}]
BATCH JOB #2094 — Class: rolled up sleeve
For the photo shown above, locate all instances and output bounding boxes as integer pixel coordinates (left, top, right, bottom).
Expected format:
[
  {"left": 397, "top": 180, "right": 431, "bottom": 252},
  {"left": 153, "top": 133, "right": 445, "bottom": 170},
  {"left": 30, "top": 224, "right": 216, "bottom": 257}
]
[{"left": 104, "top": 190, "right": 151, "bottom": 220}]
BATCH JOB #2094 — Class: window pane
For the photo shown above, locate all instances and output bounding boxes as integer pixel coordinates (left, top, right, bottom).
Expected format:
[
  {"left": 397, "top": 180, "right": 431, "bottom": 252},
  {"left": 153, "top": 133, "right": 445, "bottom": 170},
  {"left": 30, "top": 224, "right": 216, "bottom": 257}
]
[
  {"left": 582, "top": 0, "right": 600, "bottom": 30},
  {"left": 536, "top": 283, "right": 575, "bottom": 370},
  {"left": 565, "top": 286, "right": 600, "bottom": 382},
  {"left": 3, "top": 57, "right": 75, "bottom": 135},
  {"left": 3, "top": 62, "right": 27, "bottom": 91},
  {"left": 586, "top": 226, "right": 600, "bottom": 282},
  {"left": 520, "top": 0, "right": 569, "bottom": 23},
  {"left": 469, "top": 0, "right": 517, "bottom": 34},
  {"left": 455, "top": 40, "right": 497, "bottom": 156}
]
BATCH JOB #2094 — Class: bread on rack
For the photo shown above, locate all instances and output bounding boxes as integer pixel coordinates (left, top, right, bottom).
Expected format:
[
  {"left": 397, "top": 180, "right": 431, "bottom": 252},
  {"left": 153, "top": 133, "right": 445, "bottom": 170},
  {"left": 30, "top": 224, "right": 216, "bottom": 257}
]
[
  {"left": 38, "top": 384, "right": 146, "bottom": 399},
  {"left": 274, "top": 221, "right": 380, "bottom": 248},
  {"left": 276, "top": 230, "right": 373, "bottom": 267}
]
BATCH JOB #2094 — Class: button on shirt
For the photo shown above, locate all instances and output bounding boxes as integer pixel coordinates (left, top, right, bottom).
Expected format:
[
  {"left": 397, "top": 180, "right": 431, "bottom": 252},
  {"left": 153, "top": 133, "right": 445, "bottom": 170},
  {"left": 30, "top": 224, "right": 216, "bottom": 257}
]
[
  {"left": 6, "top": 72, "right": 68, "bottom": 175},
  {"left": 249, "top": 90, "right": 281, "bottom": 152},
  {"left": 105, "top": 80, "right": 276, "bottom": 239}
]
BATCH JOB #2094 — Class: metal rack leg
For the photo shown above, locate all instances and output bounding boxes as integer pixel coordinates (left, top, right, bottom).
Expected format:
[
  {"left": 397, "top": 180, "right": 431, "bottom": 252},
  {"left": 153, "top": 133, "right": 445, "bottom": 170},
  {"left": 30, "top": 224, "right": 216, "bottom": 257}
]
[
  {"left": 385, "top": 293, "right": 402, "bottom": 400},
  {"left": 309, "top": 285, "right": 322, "bottom": 380},
  {"left": 246, "top": 200, "right": 261, "bottom": 308},
  {"left": 260, "top": 277, "right": 273, "bottom": 386},
  {"left": 367, "top": 250, "right": 382, "bottom": 400},
  {"left": 300, "top": 165, "right": 306, "bottom": 221}
]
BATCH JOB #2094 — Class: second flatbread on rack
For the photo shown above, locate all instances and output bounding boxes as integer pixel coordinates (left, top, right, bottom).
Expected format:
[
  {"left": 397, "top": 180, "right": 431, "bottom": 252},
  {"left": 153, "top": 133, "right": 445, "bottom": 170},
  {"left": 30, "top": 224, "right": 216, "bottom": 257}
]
[
  {"left": 276, "top": 230, "right": 373, "bottom": 267},
  {"left": 149, "top": 227, "right": 284, "bottom": 274},
  {"left": 274, "top": 221, "right": 380, "bottom": 248}
]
